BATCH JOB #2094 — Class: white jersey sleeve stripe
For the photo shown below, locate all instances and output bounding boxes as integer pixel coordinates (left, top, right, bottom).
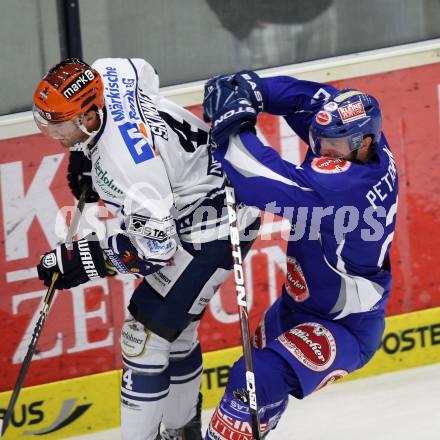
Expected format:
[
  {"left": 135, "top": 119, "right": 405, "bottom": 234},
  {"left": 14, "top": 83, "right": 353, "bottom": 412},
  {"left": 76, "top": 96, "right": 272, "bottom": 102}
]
[{"left": 225, "top": 134, "right": 314, "bottom": 192}]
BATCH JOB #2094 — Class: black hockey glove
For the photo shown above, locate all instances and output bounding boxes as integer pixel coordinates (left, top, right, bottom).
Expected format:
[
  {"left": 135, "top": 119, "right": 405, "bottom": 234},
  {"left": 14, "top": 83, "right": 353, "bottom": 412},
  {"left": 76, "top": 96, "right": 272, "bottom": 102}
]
[
  {"left": 203, "top": 76, "right": 257, "bottom": 147},
  {"left": 67, "top": 150, "right": 100, "bottom": 203},
  {"left": 37, "top": 234, "right": 108, "bottom": 290}
]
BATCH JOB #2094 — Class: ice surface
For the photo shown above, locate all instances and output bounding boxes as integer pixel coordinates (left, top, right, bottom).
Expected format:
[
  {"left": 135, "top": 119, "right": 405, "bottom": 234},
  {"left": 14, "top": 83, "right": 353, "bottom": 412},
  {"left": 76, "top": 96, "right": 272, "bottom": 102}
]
[{"left": 69, "top": 363, "right": 440, "bottom": 440}]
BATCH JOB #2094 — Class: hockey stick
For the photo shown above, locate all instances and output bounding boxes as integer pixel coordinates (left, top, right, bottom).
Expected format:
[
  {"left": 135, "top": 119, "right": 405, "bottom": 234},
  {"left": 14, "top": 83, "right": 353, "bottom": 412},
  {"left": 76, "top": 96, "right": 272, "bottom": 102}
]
[
  {"left": 225, "top": 179, "right": 262, "bottom": 440},
  {"left": 0, "top": 189, "right": 88, "bottom": 437}
]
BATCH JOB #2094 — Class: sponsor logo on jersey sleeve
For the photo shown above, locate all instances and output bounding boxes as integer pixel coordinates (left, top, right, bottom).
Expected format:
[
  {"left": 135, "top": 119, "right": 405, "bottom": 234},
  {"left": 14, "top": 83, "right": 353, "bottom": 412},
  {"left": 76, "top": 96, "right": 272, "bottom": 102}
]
[
  {"left": 118, "top": 121, "right": 156, "bottom": 164},
  {"left": 277, "top": 322, "right": 336, "bottom": 372},
  {"left": 311, "top": 157, "right": 351, "bottom": 174},
  {"left": 101, "top": 64, "right": 158, "bottom": 164},
  {"left": 338, "top": 100, "right": 366, "bottom": 123},
  {"left": 284, "top": 256, "right": 310, "bottom": 302},
  {"left": 127, "top": 215, "right": 176, "bottom": 242},
  {"left": 315, "top": 111, "right": 332, "bottom": 125}
]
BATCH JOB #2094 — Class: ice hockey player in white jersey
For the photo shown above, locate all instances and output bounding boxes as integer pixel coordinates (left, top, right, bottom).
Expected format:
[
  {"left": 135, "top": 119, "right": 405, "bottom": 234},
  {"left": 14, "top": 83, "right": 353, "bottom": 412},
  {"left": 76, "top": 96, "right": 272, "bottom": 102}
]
[{"left": 32, "top": 58, "right": 260, "bottom": 440}]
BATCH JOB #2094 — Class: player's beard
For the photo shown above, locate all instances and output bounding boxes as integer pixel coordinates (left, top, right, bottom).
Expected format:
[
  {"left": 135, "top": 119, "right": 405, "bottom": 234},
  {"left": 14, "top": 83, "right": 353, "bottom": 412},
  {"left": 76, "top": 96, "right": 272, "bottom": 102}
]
[{"left": 58, "top": 130, "right": 89, "bottom": 148}]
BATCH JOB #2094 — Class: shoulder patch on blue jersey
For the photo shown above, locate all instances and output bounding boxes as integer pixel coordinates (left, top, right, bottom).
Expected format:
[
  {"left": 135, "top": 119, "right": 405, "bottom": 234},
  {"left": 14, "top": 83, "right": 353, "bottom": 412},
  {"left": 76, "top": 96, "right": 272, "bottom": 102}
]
[{"left": 311, "top": 157, "right": 351, "bottom": 174}]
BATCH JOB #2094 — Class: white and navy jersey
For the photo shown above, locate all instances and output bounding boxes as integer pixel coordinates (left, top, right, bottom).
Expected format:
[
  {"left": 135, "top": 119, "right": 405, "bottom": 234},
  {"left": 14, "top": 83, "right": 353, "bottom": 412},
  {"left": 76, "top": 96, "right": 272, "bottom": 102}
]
[
  {"left": 214, "top": 76, "right": 398, "bottom": 321},
  {"left": 86, "top": 58, "right": 257, "bottom": 270}
]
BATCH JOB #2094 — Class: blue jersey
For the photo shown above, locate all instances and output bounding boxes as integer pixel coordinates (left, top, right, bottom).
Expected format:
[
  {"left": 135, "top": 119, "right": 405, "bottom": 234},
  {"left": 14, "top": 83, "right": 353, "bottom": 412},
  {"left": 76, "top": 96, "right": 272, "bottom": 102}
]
[{"left": 214, "top": 76, "right": 398, "bottom": 322}]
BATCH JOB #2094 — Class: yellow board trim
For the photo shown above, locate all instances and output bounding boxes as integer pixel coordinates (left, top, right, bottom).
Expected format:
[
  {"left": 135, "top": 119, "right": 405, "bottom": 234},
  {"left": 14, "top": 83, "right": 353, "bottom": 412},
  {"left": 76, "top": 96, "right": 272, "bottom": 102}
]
[
  {"left": 0, "top": 371, "right": 121, "bottom": 439},
  {"left": 1, "top": 307, "right": 440, "bottom": 438}
]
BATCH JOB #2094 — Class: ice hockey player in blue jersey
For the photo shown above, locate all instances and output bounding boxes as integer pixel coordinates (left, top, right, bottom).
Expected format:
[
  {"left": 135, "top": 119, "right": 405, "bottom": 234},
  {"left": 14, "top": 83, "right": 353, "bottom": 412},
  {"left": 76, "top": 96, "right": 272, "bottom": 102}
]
[{"left": 202, "top": 71, "right": 398, "bottom": 438}]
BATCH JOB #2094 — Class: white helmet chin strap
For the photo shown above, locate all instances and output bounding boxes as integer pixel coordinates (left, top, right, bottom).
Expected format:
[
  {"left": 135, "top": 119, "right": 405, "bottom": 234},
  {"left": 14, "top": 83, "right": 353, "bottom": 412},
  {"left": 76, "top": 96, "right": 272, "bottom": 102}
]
[{"left": 78, "top": 108, "right": 104, "bottom": 143}]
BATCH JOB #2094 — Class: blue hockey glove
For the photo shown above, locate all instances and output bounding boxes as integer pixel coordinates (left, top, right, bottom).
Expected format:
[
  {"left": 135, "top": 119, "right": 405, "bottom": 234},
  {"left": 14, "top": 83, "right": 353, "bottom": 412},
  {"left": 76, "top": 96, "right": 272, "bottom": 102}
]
[
  {"left": 203, "top": 76, "right": 257, "bottom": 146},
  {"left": 210, "top": 100, "right": 257, "bottom": 147},
  {"left": 203, "top": 75, "right": 235, "bottom": 123},
  {"left": 203, "top": 71, "right": 264, "bottom": 123},
  {"left": 233, "top": 70, "right": 264, "bottom": 114}
]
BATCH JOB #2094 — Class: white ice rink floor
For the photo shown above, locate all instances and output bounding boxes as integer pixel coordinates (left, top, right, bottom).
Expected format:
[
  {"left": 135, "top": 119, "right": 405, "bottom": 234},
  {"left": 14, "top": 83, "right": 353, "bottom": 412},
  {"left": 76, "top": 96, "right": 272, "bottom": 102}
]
[{"left": 70, "top": 363, "right": 440, "bottom": 440}]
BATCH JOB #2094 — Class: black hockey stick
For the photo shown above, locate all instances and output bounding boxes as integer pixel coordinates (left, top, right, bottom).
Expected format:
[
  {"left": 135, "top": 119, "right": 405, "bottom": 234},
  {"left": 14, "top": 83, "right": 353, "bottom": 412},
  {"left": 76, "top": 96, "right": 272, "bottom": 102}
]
[
  {"left": 225, "top": 179, "right": 262, "bottom": 440},
  {"left": 0, "top": 190, "right": 88, "bottom": 437}
]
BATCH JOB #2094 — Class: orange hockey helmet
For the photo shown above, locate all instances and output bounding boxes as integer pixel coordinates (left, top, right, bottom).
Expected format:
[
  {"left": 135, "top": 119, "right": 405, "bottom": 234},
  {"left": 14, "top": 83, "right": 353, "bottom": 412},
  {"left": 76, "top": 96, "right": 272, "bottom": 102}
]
[{"left": 33, "top": 58, "right": 104, "bottom": 123}]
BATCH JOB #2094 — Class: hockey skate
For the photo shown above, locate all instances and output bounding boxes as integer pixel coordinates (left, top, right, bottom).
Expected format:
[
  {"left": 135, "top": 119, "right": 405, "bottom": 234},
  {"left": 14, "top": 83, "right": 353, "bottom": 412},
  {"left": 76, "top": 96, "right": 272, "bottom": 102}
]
[
  {"left": 157, "top": 393, "right": 203, "bottom": 440},
  {"left": 157, "top": 416, "right": 201, "bottom": 440},
  {"left": 157, "top": 427, "right": 185, "bottom": 440}
]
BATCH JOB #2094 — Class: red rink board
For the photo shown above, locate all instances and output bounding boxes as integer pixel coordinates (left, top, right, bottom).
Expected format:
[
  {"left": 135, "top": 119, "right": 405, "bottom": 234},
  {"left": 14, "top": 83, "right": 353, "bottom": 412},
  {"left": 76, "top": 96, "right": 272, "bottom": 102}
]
[{"left": 0, "top": 63, "right": 439, "bottom": 391}]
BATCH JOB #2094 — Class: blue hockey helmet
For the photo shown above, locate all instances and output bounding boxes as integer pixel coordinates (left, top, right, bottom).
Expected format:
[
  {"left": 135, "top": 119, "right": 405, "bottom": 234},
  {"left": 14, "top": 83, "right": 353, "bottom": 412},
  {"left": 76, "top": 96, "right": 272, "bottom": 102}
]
[{"left": 309, "top": 89, "right": 382, "bottom": 158}]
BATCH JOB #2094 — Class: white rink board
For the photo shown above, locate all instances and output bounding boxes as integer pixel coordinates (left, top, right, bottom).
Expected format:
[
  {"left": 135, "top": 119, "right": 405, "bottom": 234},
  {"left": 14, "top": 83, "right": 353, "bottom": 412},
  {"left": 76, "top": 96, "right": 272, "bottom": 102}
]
[
  {"left": 69, "top": 363, "right": 440, "bottom": 440},
  {"left": 1, "top": 39, "right": 439, "bottom": 140}
]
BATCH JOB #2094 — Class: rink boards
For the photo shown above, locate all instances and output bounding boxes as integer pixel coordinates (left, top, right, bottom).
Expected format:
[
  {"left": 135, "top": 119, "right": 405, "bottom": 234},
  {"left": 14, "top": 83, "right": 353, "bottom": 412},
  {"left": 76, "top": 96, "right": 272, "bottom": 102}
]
[
  {"left": 1, "top": 39, "right": 440, "bottom": 438},
  {"left": 2, "top": 50, "right": 440, "bottom": 393},
  {"left": 1, "top": 306, "right": 440, "bottom": 439}
]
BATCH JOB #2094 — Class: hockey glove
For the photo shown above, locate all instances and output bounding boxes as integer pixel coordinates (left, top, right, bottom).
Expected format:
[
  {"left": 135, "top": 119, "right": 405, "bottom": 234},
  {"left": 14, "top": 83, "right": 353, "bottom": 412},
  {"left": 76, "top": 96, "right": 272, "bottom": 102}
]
[
  {"left": 203, "top": 74, "right": 235, "bottom": 123},
  {"left": 67, "top": 150, "right": 100, "bottom": 203},
  {"left": 203, "top": 77, "right": 257, "bottom": 147},
  {"left": 37, "top": 233, "right": 107, "bottom": 290},
  {"left": 210, "top": 100, "right": 257, "bottom": 147},
  {"left": 203, "top": 71, "right": 263, "bottom": 122},
  {"left": 233, "top": 70, "right": 264, "bottom": 114}
]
